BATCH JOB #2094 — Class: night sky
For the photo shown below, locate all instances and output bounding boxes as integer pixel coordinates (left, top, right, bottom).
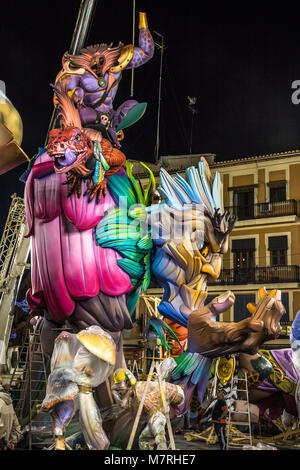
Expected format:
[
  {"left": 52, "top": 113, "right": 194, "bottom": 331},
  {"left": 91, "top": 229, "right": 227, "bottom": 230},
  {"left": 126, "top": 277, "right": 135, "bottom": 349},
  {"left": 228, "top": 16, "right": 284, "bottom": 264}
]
[{"left": 1, "top": 0, "right": 300, "bottom": 231}]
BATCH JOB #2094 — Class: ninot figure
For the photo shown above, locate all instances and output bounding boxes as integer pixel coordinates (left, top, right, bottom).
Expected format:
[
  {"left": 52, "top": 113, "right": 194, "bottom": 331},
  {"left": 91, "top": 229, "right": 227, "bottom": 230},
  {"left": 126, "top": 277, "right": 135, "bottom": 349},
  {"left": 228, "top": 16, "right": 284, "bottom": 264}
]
[
  {"left": 47, "top": 82, "right": 126, "bottom": 202},
  {"left": 111, "top": 368, "right": 184, "bottom": 450},
  {"left": 54, "top": 12, "right": 154, "bottom": 147}
]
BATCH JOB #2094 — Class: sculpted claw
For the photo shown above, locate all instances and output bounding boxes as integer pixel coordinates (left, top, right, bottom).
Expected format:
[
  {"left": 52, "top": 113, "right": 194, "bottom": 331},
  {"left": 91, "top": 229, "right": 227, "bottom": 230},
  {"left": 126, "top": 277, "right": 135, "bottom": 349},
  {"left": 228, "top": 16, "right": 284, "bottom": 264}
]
[{"left": 188, "top": 287, "right": 285, "bottom": 356}]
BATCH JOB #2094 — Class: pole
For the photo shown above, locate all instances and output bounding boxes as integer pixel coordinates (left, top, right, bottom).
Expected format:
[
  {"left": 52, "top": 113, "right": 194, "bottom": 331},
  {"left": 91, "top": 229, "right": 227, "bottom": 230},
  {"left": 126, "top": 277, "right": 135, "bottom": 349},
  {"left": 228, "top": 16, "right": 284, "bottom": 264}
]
[
  {"left": 189, "top": 112, "right": 194, "bottom": 154},
  {"left": 155, "top": 361, "right": 176, "bottom": 450},
  {"left": 44, "top": 0, "right": 99, "bottom": 145},
  {"left": 126, "top": 360, "right": 155, "bottom": 450},
  {"left": 154, "top": 32, "right": 165, "bottom": 163},
  {"left": 130, "top": 0, "right": 136, "bottom": 97}
]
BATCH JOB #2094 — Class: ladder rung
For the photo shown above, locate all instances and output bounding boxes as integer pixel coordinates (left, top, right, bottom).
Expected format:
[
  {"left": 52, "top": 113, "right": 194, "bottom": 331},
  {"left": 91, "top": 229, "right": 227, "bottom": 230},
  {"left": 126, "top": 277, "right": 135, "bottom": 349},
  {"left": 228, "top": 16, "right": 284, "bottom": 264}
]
[
  {"left": 233, "top": 411, "right": 249, "bottom": 414},
  {"left": 30, "top": 431, "right": 51, "bottom": 435},
  {"left": 31, "top": 438, "right": 52, "bottom": 446},
  {"left": 227, "top": 441, "right": 249, "bottom": 445},
  {"left": 228, "top": 440, "right": 252, "bottom": 444},
  {"left": 230, "top": 421, "right": 251, "bottom": 426},
  {"left": 227, "top": 445, "right": 250, "bottom": 448},
  {"left": 228, "top": 439, "right": 252, "bottom": 442},
  {"left": 31, "top": 420, "right": 49, "bottom": 423},
  {"left": 31, "top": 443, "right": 53, "bottom": 446}
]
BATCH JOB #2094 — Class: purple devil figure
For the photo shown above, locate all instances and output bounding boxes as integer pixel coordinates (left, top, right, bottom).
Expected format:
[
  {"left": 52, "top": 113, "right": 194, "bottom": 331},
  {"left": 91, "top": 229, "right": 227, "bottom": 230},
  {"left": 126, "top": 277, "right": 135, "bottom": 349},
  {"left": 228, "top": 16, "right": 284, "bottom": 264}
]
[{"left": 54, "top": 12, "right": 154, "bottom": 147}]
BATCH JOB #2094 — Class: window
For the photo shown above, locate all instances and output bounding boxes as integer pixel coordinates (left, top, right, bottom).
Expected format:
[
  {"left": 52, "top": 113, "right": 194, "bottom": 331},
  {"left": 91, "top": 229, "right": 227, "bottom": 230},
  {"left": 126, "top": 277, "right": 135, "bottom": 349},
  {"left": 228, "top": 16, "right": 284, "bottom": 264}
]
[
  {"left": 233, "top": 189, "right": 254, "bottom": 220},
  {"left": 234, "top": 294, "right": 256, "bottom": 322},
  {"left": 232, "top": 239, "right": 256, "bottom": 283},
  {"left": 269, "top": 182, "right": 286, "bottom": 203},
  {"left": 271, "top": 250, "right": 287, "bottom": 266},
  {"left": 268, "top": 236, "right": 288, "bottom": 266},
  {"left": 234, "top": 251, "right": 254, "bottom": 270},
  {"left": 281, "top": 292, "right": 290, "bottom": 322}
]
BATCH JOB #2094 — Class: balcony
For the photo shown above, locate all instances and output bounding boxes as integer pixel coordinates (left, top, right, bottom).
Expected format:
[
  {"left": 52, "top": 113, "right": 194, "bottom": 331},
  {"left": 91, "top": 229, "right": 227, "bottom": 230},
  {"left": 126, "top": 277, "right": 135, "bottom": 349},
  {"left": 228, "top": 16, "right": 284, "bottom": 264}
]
[
  {"left": 225, "top": 200, "right": 298, "bottom": 221},
  {"left": 209, "top": 265, "right": 300, "bottom": 285}
]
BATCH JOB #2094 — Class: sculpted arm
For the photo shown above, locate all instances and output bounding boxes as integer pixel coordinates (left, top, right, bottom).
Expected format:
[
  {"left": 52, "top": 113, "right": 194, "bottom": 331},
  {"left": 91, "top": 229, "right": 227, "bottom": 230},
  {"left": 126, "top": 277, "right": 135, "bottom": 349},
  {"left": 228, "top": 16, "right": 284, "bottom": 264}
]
[{"left": 124, "top": 13, "right": 154, "bottom": 70}]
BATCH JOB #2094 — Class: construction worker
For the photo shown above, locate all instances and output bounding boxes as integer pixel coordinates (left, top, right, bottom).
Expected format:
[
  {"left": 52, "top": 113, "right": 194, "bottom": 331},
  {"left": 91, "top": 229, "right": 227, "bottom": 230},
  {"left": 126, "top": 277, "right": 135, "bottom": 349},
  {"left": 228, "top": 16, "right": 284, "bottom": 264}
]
[{"left": 211, "top": 389, "right": 228, "bottom": 450}]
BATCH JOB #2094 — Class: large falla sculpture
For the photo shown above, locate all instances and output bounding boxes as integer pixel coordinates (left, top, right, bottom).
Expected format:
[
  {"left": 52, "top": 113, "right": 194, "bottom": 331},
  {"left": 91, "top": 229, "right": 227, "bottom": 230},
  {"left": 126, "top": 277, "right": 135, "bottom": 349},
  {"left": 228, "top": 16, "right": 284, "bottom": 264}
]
[{"left": 4, "top": 11, "right": 286, "bottom": 450}]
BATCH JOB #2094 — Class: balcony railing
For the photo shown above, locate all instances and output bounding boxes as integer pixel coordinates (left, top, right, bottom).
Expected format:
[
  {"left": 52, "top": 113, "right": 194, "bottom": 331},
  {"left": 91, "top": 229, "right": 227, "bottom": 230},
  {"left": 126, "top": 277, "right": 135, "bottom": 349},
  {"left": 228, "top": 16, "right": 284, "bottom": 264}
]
[
  {"left": 225, "top": 200, "right": 298, "bottom": 221},
  {"left": 208, "top": 265, "right": 300, "bottom": 285}
]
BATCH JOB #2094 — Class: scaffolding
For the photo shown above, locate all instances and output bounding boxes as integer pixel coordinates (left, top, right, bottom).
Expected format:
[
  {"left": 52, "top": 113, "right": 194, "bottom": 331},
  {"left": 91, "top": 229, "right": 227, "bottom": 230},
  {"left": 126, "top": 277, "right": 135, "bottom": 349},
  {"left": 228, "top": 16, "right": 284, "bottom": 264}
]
[
  {"left": 9, "top": 326, "right": 49, "bottom": 450},
  {"left": 0, "top": 194, "right": 30, "bottom": 370},
  {"left": 0, "top": 194, "right": 27, "bottom": 289},
  {"left": 139, "top": 294, "right": 173, "bottom": 379}
]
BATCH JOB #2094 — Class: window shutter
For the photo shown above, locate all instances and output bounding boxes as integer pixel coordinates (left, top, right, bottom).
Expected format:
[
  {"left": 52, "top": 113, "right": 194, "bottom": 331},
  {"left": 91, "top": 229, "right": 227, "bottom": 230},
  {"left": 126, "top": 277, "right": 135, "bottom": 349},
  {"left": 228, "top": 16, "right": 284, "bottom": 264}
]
[
  {"left": 268, "top": 236, "right": 288, "bottom": 251},
  {"left": 231, "top": 239, "right": 255, "bottom": 252}
]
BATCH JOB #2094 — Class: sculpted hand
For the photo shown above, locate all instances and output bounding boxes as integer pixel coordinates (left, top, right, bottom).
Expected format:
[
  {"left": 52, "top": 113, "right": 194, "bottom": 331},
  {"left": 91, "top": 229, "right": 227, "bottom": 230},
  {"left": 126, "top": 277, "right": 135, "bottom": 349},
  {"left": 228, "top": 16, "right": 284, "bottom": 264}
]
[
  {"left": 208, "top": 291, "right": 236, "bottom": 317},
  {"left": 85, "top": 178, "right": 107, "bottom": 203},
  {"left": 239, "top": 288, "right": 285, "bottom": 354},
  {"left": 246, "top": 287, "right": 284, "bottom": 337},
  {"left": 188, "top": 287, "right": 285, "bottom": 357},
  {"left": 188, "top": 291, "right": 237, "bottom": 356}
]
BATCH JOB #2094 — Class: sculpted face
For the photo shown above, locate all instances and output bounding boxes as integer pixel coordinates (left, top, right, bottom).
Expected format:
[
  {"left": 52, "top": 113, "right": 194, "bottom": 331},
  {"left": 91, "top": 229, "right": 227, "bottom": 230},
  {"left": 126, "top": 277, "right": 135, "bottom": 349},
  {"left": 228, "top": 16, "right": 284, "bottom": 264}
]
[
  {"left": 90, "top": 54, "right": 105, "bottom": 77},
  {"left": 47, "top": 127, "right": 93, "bottom": 173},
  {"left": 198, "top": 209, "right": 235, "bottom": 287},
  {"left": 151, "top": 203, "right": 236, "bottom": 318},
  {"left": 151, "top": 164, "right": 237, "bottom": 319},
  {"left": 100, "top": 115, "right": 109, "bottom": 126}
]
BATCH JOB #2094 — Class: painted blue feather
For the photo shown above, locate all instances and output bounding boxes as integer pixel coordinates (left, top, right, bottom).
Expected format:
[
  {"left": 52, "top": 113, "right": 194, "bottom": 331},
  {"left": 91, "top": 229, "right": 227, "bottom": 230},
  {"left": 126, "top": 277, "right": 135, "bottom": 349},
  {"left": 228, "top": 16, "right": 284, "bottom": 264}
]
[
  {"left": 174, "top": 173, "right": 204, "bottom": 206},
  {"left": 212, "top": 171, "right": 224, "bottom": 213},
  {"left": 158, "top": 169, "right": 187, "bottom": 210},
  {"left": 157, "top": 301, "right": 188, "bottom": 328},
  {"left": 185, "top": 167, "right": 206, "bottom": 205},
  {"left": 198, "top": 161, "right": 216, "bottom": 212}
]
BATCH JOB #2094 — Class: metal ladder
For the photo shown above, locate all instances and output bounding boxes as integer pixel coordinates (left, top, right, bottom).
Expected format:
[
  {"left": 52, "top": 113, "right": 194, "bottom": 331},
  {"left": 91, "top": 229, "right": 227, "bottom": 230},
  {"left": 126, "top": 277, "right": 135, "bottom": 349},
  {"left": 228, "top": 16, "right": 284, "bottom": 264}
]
[
  {"left": 9, "top": 326, "right": 49, "bottom": 449},
  {"left": 0, "top": 194, "right": 30, "bottom": 371},
  {"left": 226, "top": 371, "right": 252, "bottom": 449}
]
